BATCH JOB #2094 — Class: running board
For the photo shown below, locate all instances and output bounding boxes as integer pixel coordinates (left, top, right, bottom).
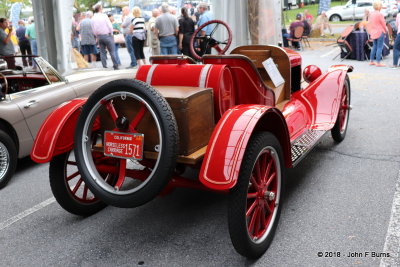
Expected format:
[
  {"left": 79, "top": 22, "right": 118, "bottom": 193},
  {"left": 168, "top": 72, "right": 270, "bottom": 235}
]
[{"left": 291, "top": 130, "right": 327, "bottom": 166}]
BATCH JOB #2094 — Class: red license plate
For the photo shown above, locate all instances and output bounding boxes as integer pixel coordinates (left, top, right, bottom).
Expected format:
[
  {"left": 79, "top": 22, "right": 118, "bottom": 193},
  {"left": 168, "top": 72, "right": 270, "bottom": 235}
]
[{"left": 104, "top": 131, "right": 144, "bottom": 160}]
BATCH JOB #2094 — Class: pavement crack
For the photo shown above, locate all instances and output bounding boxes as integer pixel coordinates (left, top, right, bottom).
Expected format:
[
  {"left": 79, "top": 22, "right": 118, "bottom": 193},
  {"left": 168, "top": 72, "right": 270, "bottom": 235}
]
[{"left": 316, "top": 147, "right": 400, "bottom": 163}]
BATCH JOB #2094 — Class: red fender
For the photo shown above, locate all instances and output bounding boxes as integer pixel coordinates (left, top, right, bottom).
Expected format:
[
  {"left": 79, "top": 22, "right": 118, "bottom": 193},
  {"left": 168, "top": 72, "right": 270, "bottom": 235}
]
[
  {"left": 31, "top": 98, "right": 87, "bottom": 163},
  {"left": 199, "top": 105, "right": 291, "bottom": 191}
]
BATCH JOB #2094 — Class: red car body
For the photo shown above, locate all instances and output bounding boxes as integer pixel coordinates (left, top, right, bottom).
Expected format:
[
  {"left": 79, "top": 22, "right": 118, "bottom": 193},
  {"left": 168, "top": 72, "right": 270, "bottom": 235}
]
[
  {"left": 30, "top": 44, "right": 352, "bottom": 258},
  {"left": 32, "top": 45, "right": 351, "bottom": 190}
]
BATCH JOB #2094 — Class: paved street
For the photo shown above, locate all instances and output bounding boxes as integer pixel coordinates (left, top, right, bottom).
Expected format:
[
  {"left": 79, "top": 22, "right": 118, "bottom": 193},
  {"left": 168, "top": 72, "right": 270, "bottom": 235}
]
[{"left": 1, "top": 44, "right": 400, "bottom": 266}]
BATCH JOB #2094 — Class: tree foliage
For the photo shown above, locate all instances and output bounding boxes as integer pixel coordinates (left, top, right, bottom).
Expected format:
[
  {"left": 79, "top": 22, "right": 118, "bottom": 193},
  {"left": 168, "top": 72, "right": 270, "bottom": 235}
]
[
  {"left": 0, "top": 0, "right": 31, "bottom": 18},
  {"left": 74, "top": 0, "right": 126, "bottom": 12}
]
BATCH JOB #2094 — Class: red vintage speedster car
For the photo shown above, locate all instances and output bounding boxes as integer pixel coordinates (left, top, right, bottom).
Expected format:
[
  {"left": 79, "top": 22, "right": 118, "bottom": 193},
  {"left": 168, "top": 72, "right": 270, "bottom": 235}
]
[{"left": 31, "top": 21, "right": 352, "bottom": 258}]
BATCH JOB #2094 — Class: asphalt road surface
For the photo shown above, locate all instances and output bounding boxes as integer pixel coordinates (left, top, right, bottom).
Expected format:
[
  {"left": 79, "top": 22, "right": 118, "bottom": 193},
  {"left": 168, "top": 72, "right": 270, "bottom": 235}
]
[{"left": 1, "top": 45, "right": 400, "bottom": 267}]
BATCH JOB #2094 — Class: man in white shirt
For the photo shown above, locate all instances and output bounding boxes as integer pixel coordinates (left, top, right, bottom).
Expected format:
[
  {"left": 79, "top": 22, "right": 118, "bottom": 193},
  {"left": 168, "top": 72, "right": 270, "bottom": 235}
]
[{"left": 91, "top": 4, "right": 119, "bottom": 70}]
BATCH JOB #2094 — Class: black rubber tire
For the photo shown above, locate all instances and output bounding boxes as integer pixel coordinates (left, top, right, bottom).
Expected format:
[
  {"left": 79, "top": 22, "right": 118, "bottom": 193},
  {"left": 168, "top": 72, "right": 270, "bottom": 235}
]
[
  {"left": 228, "top": 132, "right": 284, "bottom": 259},
  {"left": 330, "top": 14, "right": 341, "bottom": 22},
  {"left": 0, "top": 130, "right": 17, "bottom": 189},
  {"left": 49, "top": 151, "right": 107, "bottom": 216},
  {"left": 74, "top": 79, "right": 178, "bottom": 208},
  {"left": 331, "top": 75, "right": 350, "bottom": 142}
]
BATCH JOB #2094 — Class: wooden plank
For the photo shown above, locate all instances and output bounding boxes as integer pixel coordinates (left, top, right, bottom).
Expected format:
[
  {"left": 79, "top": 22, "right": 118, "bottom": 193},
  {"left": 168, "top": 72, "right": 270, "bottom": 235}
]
[{"left": 144, "top": 146, "right": 207, "bottom": 165}]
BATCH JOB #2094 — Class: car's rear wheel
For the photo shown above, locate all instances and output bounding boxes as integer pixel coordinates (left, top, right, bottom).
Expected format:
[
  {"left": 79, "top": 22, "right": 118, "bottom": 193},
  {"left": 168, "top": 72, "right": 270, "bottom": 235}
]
[
  {"left": 331, "top": 75, "right": 350, "bottom": 142},
  {"left": 50, "top": 150, "right": 115, "bottom": 216},
  {"left": 330, "top": 14, "right": 341, "bottom": 22},
  {"left": 74, "top": 79, "right": 178, "bottom": 208},
  {"left": 228, "top": 132, "right": 284, "bottom": 258},
  {"left": 0, "top": 130, "right": 17, "bottom": 189}
]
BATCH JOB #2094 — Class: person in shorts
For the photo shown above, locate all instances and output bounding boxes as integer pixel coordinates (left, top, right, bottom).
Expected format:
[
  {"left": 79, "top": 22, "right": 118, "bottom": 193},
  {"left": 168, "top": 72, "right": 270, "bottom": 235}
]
[{"left": 77, "top": 11, "right": 98, "bottom": 67}]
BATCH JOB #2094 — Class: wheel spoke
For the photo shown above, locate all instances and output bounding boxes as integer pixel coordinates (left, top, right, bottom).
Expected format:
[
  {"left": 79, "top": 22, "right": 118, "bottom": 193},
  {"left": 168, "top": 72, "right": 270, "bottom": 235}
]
[
  {"left": 67, "top": 161, "right": 77, "bottom": 166},
  {"left": 264, "top": 199, "right": 272, "bottom": 214},
  {"left": 114, "top": 159, "right": 127, "bottom": 190},
  {"left": 101, "top": 100, "right": 119, "bottom": 122},
  {"left": 72, "top": 178, "right": 83, "bottom": 194},
  {"left": 250, "top": 175, "right": 260, "bottom": 189},
  {"left": 262, "top": 157, "right": 273, "bottom": 184},
  {"left": 247, "top": 192, "right": 258, "bottom": 199},
  {"left": 254, "top": 161, "right": 262, "bottom": 184},
  {"left": 129, "top": 102, "right": 147, "bottom": 132},
  {"left": 246, "top": 199, "right": 258, "bottom": 217},
  {"left": 66, "top": 171, "right": 80, "bottom": 181},
  {"left": 259, "top": 204, "right": 266, "bottom": 234},
  {"left": 253, "top": 206, "right": 261, "bottom": 237},
  {"left": 247, "top": 206, "right": 259, "bottom": 236},
  {"left": 265, "top": 172, "right": 276, "bottom": 188},
  {"left": 82, "top": 185, "right": 89, "bottom": 200}
]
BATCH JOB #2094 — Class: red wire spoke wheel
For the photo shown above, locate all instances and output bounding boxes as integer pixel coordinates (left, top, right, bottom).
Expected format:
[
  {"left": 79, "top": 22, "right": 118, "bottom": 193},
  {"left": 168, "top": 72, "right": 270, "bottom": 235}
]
[
  {"left": 74, "top": 79, "right": 178, "bottom": 208},
  {"left": 190, "top": 20, "right": 233, "bottom": 61},
  {"left": 331, "top": 75, "right": 350, "bottom": 142},
  {"left": 228, "top": 132, "right": 284, "bottom": 258},
  {"left": 49, "top": 150, "right": 117, "bottom": 216}
]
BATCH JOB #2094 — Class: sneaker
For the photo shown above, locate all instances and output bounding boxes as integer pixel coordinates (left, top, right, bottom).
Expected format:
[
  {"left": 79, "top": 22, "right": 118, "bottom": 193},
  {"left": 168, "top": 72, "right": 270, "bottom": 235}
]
[
  {"left": 320, "top": 35, "right": 326, "bottom": 38},
  {"left": 368, "top": 62, "right": 376, "bottom": 65},
  {"left": 126, "top": 65, "right": 137, "bottom": 69},
  {"left": 376, "top": 63, "right": 386, "bottom": 67}
]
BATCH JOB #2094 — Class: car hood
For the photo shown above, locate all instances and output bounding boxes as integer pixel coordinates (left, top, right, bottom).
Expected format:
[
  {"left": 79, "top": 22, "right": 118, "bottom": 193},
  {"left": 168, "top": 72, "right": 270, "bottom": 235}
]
[{"left": 64, "top": 69, "right": 136, "bottom": 83}]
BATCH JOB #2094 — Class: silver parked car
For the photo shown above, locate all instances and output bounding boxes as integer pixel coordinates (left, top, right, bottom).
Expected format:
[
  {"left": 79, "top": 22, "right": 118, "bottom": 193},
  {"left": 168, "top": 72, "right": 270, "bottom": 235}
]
[
  {"left": 0, "top": 56, "right": 136, "bottom": 188},
  {"left": 326, "top": 0, "right": 389, "bottom": 22}
]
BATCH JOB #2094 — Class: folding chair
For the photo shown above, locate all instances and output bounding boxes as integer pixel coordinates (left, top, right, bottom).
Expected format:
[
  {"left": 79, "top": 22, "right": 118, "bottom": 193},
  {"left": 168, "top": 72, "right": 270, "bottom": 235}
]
[
  {"left": 334, "top": 25, "right": 354, "bottom": 61},
  {"left": 288, "top": 26, "right": 304, "bottom": 50},
  {"left": 387, "top": 23, "right": 394, "bottom": 48},
  {"left": 302, "top": 35, "right": 311, "bottom": 48}
]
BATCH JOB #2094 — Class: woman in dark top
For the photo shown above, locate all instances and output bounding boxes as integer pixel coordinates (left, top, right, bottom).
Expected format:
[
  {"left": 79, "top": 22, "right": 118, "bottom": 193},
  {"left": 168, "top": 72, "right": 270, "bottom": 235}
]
[{"left": 178, "top": 7, "right": 195, "bottom": 58}]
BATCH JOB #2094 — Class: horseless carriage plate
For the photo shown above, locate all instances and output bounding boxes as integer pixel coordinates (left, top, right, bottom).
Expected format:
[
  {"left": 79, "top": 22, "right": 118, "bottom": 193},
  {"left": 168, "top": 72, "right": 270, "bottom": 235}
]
[
  {"left": 104, "top": 131, "right": 144, "bottom": 160},
  {"left": 31, "top": 20, "right": 353, "bottom": 258}
]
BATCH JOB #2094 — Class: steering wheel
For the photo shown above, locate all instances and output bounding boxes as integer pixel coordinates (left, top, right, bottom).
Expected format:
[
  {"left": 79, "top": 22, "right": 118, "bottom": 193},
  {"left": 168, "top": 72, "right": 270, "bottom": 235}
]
[
  {"left": 0, "top": 73, "right": 8, "bottom": 96},
  {"left": 190, "top": 20, "right": 233, "bottom": 61}
]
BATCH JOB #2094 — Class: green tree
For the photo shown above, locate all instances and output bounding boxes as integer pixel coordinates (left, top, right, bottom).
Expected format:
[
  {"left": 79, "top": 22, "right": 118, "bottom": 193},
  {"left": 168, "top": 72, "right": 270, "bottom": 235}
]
[{"left": 0, "top": 0, "right": 31, "bottom": 18}]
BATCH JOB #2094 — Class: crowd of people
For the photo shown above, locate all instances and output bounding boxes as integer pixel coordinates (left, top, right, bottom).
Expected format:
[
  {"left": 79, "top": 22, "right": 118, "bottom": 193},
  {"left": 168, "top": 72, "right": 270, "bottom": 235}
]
[
  {"left": 0, "top": 2, "right": 213, "bottom": 71},
  {"left": 284, "top": 9, "right": 334, "bottom": 50},
  {"left": 72, "top": 1, "right": 213, "bottom": 70},
  {"left": 0, "top": 16, "right": 37, "bottom": 70}
]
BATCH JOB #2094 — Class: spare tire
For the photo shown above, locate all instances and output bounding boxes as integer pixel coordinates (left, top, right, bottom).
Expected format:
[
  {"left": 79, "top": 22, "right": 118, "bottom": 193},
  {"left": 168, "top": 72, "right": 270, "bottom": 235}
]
[{"left": 74, "top": 79, "right": 179, "bottom": 208}]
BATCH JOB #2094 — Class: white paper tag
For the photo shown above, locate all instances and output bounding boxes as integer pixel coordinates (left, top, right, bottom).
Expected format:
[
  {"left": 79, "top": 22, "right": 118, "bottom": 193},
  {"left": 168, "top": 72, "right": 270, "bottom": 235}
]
[{"left": 262, "top": 58, "right": 285, "bottom": 87}]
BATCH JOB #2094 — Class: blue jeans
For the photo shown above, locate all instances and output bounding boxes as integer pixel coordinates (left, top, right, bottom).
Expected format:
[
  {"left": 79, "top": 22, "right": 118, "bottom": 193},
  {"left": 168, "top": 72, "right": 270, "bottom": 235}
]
[
  {"left": 370, "top": 33, "right": 385, "bottom": 62},
  {"left": 30, "top": 39, "right": 37, "bottom": 55},
  {"left": 114, "top": 43, "right": 121, "bottom": 65},
  {"left": 159, "top": 35, "right": 178, "bottom": 55},
  {"left": 393, "top": 34, "right": 400, "bottom": 66},
  {"left": 98, "top": 34, "right": 118, "bottom": 69},
  {"left": 30, "top": 39, "right": 37, "bottom": 67},
  {"left": 124, "top": 33, "right": 137, "bottom": 67}
]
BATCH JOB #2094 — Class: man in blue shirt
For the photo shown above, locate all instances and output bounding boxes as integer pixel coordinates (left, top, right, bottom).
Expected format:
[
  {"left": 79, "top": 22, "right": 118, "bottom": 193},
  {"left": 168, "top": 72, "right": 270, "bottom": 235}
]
[
  {"left": 197, "top": 2, "right": 213, "bottom": 55},
  {"left": 16, "top": 20, "right": 32, "bottom": 67}
]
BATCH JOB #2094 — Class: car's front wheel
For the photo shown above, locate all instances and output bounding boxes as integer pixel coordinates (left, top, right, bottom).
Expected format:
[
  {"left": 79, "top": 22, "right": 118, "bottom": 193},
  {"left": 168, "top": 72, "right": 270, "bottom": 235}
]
[
  {"left": 331, "top": 75, "right": 350, "bottom": 142},
  {"left": 0, "top": 130, "right": 17, "bottom": 189},
  {"left": 330, "top": 14, "right": 341, "bottom": 22},
  {"left": 228, "top": 132, "right": 284, "bottom": 258}
]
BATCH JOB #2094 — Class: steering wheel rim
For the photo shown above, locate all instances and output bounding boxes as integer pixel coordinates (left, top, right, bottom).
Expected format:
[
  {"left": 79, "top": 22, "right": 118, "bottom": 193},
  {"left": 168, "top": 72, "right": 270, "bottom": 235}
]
[
  {"left": 0, "top": 73, "right": 8, "bottom": 97},
  {"left": 190, "top": 20, "right": 233, "bottom": 61}
]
